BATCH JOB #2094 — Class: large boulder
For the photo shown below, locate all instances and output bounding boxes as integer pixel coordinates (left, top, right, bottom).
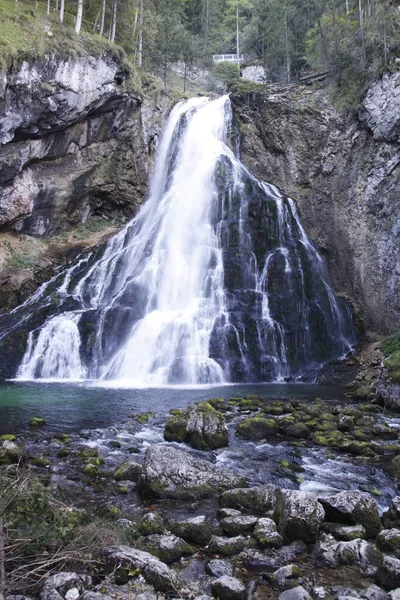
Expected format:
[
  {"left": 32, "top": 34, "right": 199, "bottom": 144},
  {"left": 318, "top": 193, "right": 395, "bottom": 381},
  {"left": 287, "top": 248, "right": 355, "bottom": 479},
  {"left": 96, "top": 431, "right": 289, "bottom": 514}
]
[
  {"left": 140, "top": 444, "right": 246, "bottom": 499},
  {"left": 220, "top": 515, "right": 258, "bottom": 537},
  {"left": 210, "top": 576, "right": 246, "bottom": 600},
  {"left": 103, "top": 546, "right": 181, "bottom": 593},
  {"left": 169, "top": 515, "right": 212, "bottom": 545},
  {"left": 314, "top": 535, "right": 383, "bottom": 576},
  {"left": 220, "top": 484, "right": 279, "bottom": 515},
  {"left": 164, "top": 402, "right": 229, "bottom": 450},
  {"left": 138, "top": 534, "right": 195, "bottom": 564},
  {"left": 275, "top": 490, "right": 325, "bottom": 543},
  {"left": 377, "top": 529, "right": 400, "bottom": 556},
  {"left": 252, "top": 517, "right": 284, "bottom": 549},
  {"left": 376, "top": 556, "right": 400, "bottom": 590},
  {"left": 207, "top": 535, "right": 248, "bottom": 556},
  {"left": 236, "top": 416, "right": 279, "bottom": 440},
  {"left": 41, "top": 573, "right": 92, "bottom": 600},
  {"left": 279, "top": 587, "right": 312, "bottom": 600},
  {"left": 319, "top": 491, "right": 381, "bottom": 538}
]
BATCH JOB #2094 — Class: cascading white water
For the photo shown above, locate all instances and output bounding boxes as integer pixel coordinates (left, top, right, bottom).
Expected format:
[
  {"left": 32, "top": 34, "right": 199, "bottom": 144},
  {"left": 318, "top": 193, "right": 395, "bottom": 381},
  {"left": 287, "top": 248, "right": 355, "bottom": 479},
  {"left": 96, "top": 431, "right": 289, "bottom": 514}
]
[{"left": 7, "top": 94, "right": 355, "bottom": 384}]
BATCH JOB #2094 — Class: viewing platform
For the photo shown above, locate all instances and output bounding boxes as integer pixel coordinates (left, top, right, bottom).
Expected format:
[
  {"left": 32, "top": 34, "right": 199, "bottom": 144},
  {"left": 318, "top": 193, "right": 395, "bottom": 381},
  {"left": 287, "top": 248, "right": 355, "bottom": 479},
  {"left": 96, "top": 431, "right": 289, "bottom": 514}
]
[{"left": 212, "top": 53, "right": 245, "bottom": 64}]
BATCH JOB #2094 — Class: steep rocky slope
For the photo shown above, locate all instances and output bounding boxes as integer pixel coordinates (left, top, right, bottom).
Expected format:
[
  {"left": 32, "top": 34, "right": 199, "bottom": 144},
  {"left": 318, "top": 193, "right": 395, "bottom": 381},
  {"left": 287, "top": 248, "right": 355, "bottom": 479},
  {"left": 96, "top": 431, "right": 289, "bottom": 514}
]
[
  {"left": 0, "top": 51, "right": 175, "bottom": 309},
  {"left": 231, "top": 74, "right": 400, "bottom": 337}
]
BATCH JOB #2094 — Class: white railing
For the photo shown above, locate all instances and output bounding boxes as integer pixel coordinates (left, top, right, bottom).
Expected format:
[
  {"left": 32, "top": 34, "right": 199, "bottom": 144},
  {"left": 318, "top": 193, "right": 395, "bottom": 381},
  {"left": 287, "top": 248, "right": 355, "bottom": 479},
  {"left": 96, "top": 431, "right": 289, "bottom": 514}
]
[{"left": 213, "top": 54, "right": 245, "bottom": 64}]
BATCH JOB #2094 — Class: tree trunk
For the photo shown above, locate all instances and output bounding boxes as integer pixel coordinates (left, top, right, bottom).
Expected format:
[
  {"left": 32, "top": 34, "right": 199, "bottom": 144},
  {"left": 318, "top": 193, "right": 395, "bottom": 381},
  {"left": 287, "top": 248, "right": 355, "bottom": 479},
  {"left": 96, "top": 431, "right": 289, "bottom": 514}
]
[
  {"left": 236, "top": 2, "right": 240, "bottom": 77},
  {"left": 47, "top": 0, "right": 50, "bottom": 15},
  {"left": 99, "top": 0, "right": 106, "bottom": 36},
  {"left": 59, "top": 0, "right": 65, "bottom": 23},
  {"left": 359, "top": 0, "right": 366, "bottom": 69},
  {"left": 284, "top": 8, "right": 291, "bottom": 83},
  {"left": 183, "top": 61, "right": 187, "bottom": 92},
  {"left": 110, "top": 0, "right": 117, "bottom": 43},
  {"left": 138, "top": 0, "right": 143, "bottom": 68},
  {"left": 75, "top": 0, "right": 83, "bottom": 34}
]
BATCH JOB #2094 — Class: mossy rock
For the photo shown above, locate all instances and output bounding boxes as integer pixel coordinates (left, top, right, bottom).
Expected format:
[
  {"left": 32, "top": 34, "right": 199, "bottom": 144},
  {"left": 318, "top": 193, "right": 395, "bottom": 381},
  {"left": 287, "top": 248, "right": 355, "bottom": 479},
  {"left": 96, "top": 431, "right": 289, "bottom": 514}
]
[
  {"left": 0, "top": 434, "right": 16, "bottom": 441},
  {"left": 79, "top": 448, "right": 99, "bottom": 462},
  {"left": 348, "top": 387, "right": 374, "bottom": 401},
  {"left": 29, "top": 417, "right": 46, "bottom": 427},
  {"left": 237, "top": 416, "right": 278, "bottom": 440},
  {"left": 114, "top": 460, "right": 142, "bottom": 482},
  {"left": 207, "top": 397, "right": 225, "bottom": 409},
  {"left": 84, "top": 463, "right": 100, "bottom": 477},
  {"left": 53, "top": 433, "right": 69, "bottom": 443},
  {"left": 284, "top": 423, "right": 311, "bottom": 439},
  {"left": 57, "top": 448, "right": 69, "bottom": 458},
  {"left": 138, "top": 512, "right": 164, "bottom": 535},
  {"left": 388, "top": 455, "right": 400, "bottom": 482},
  {"left": 164, "top": 411, "right": 188, "bottom": 443},
  {"left": 135, "top": 412, "right": 155, "bottom": 424}
]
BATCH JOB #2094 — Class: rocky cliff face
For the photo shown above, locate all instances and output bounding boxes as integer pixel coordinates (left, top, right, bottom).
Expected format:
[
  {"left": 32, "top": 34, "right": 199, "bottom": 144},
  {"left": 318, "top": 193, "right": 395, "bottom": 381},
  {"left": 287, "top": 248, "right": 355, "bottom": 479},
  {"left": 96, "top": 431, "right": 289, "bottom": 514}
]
[
  {"left": 0, "top": 53, "right": 173, "bottom": 236},
  {"left": 231, "top": 74, "right": 400, "bottom": 337},
  {"left": 0, "top": 52, "right": 174, "bottom": 309}
]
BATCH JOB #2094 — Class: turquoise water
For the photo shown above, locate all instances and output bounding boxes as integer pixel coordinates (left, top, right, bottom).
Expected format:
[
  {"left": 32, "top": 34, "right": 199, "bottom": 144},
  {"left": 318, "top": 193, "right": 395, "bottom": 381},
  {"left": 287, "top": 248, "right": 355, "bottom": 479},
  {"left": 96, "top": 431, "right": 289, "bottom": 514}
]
[{"left": 0, "top": 382, "right": 346, "bottom": 434}]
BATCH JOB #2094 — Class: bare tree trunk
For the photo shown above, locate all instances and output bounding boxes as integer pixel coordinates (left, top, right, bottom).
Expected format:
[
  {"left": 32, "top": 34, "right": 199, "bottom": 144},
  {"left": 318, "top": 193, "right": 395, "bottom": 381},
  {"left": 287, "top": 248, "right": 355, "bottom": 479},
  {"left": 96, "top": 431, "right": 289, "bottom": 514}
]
[
  {"left": 138, "top": 0, "right": 143, "bottom": 68},
  {"left": 47, "top": 0, "right": 50, "bottom": 15},
  {"left": 236, "top": 2, "right": 240, "bottom": 77},
  {"left": 56, "top": 0, "right": 59, "bottom": 11},
  {"left": 59, "top": 0, "right": 65, "bottom": 23},
  {"left": 99, "top": 0, "right": 106, "bottom": 36},
  {"left": 345, "top": 0, "right": 349, "bottom": 15},
  {"left": 93, "top": 5, "right": 101, "bottom": 32},
  {"left": 0, "top": 518, "right": 5, "bottom": 600},
  {"left": 110, "top": 0, "right": 117, "bottom": 43},
  {"left": 183, "top": 61, "right": 187, "bottom": 92},
  {"left": 284, "top": 6, "right": 291, "bottom": 83},
  {"left": 359, "top": 0, "right": 366, "bottom": 69},
  {"left": 75, "top": 0, "right": 83, "bottom": 34}
]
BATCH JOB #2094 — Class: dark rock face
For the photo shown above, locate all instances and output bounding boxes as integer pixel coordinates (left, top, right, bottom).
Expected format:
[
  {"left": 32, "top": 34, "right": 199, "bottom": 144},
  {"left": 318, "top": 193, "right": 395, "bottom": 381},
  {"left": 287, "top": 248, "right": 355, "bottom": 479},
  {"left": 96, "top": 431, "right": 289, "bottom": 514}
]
[
  {"left": 231, "top": 79, "right": 400, "bottom": 336},
  {"left": 0, "top": 54, "right": 173, "bottom": 236},
  {"left": 318, "top": 491, "right": 381, "bottom": 539}
]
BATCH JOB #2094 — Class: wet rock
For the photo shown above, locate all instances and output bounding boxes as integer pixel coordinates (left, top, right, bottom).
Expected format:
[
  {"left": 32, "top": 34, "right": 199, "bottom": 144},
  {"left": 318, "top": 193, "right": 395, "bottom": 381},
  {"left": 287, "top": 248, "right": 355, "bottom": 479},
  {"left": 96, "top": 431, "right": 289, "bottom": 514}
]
[
  {"left": 164, "top": 402, "right": 229, "bottom": 450},
  {"left": 376, "top": 557, "right": 400, "bottom": 590},
  {"left": 141, "top": 444, "right": 246, "bottom": 499},
  {"left": 383, "top": 498, "right": 400, "bottom": 529},
  {"left": 211, "top": 575, "right": 246, "bottom": 600},
  {"left": 275, "top": 490, "right": 325, "bottom": 543},
  {"left": 116, "top": 519, "right": 133, "bottom": 530},
  {"left": 377, "top": 529, "right": 400, "bottom": 556},
  {"left": 103, "top": 545, "right": 181, "bottom": 593},
  {"left": 114, "top": 460, "right": 142, "bottom": 482},
  {"left": 139, "top": 534, "right": 195, "bottom": 564},
  {"left": 319, "top": 491, "right": 381, "bottom": 538},
  {"left": 279, "top": 586, "right": 312, "bottom": 600},
  {"left": 267, "top": 564, "right": 301, "bottom": 590},
  {"left": 218, "top": 508, "right": 242, "bottom": 519},
  {"left": 236, "top": 416, "right": 279, "bottom": 440},
  {"left": 359, "top": 584, "right": 388, "bottom": 600},
  {"left": 138, "top": 512, "right": 164, "bottom": 536},
  {"left": 389, "top": 591, "right": 400, "bottom": 600},
  {"left": 312, "top": 587, "right": 329, "bottom": 600},
  {"left": 322, "top": 523, "right": 366, "bottom": 541},
  {"left": 285, "top": 423, "right": 311, "bottom": 439},
  {"left": 314, "top": 535, "right": 383, "bottom": 575},
  {"left": 252, "top": 517, "right": 284, "bottom": 549},
  {"left": 205, "top": 559, "right": 233, "bottom": 578},
  {"left": 169, "top": 515, "right": 212, "bottom": 545},
  {"left": 41, "top": 573, "right": 92, "bottom": 600},
  {"left": 220, "top": 515, "right": 258, "bottom": 536},
  {"left": 208, "top": 535, "right": 248, "bottom": 556},
  {"left": 0, "top": 439, "right": 25, "bottom": 464},
  {"left": 220, "top": 484, "right": 279, "bottom": 514}
]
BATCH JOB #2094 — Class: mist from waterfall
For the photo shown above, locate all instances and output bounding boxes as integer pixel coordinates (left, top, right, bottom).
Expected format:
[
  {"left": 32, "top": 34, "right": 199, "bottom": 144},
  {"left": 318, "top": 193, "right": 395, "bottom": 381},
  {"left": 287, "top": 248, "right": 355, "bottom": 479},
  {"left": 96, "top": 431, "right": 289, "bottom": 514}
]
[{"left": 0, "top": 95, "right": 355, "bottom": 385}]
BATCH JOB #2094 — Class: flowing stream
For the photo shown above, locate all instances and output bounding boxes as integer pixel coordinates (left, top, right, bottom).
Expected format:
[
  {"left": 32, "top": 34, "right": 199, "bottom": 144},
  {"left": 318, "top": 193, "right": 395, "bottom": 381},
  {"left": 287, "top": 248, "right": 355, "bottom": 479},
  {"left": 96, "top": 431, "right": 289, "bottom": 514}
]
[{"left": 0, "top": 96, "right": 355, "bottom": 384}]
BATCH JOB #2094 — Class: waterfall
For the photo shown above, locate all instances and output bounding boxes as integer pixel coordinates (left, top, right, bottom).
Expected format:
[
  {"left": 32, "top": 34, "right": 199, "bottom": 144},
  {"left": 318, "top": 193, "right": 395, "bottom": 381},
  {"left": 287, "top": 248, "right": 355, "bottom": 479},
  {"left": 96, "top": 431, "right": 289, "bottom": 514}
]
[{"left": 0, "top": 95, "right": 355, "bottom": 384}]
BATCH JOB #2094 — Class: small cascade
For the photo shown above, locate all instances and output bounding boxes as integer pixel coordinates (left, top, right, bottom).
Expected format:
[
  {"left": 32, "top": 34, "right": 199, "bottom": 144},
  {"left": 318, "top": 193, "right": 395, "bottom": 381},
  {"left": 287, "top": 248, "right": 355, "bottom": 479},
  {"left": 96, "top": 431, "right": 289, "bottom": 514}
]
[{"left": 0, "top": 95, "right": 355, "bottom": 384}]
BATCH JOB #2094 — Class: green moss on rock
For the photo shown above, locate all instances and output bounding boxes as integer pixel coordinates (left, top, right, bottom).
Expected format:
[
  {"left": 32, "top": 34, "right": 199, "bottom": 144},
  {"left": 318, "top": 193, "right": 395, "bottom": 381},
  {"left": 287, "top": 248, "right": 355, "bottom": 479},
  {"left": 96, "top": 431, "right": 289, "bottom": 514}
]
[{"left": 237, "top": 416, "right": 278, "bottom": 440}]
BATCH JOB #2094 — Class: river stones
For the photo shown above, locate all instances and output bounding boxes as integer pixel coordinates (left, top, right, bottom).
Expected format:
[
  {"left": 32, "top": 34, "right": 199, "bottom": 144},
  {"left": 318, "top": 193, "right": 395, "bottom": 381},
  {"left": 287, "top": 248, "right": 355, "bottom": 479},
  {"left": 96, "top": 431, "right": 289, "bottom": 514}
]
[
  {"left": 103, "top": 546, "right": 181, "bottom": 593},
  {"left": 314, "top": 535, "right": 383, "bottom": 575},
  {"left": 376, "top": 556, "right": 400, "bottom": 590},
  {"left": 164, "top": 402, "right": 229, "bottom": 450},
  {"left": 206, "top": 559, "right": 233, "bottom": 578},
  {"left": 279, "top": 587, "right": 313, "bottom": 600},
  {"left": 236, "top": 416, "right": 279, "bottom": 440},
  {"left": 138, "top": 534, "right": 195, "bottom": 564},
  {"left": 114, "top": 460, "right": 142, "bottom": 482},
  {"left": 220, "top": 484, "right": 279, "bottom": 514},
  {"left": 220, "top": 515, "right": 258, "bottom": 536},
  {"left": 169, "top": 515, "right": 212, "bottom": 545},
  {"left": 322, "top": 523, "right": 366, "bottom": 541},
  {"left": 140, "top": 444, "right": 246, "bottom": 499},
  {"left": 377, "top": 529, "right": 400, "bottom": 556},
  {"left": 138, "top": 512, "right": 164, "bottom": 536},
  {"left": 275, "top": 490, "right": 325, "bottom": 544},
  {"left": 318, "top": 491, "right": 381, "bottom": 538},
  {"left": 211, "top": 575, "right": 246, "bottom": 600},
  {"left": 252, "top": 517, "right": 284, "bottom": 549},
  {"left": 267, "top": 564, "right": 301, "bottom": 590},
  {"left": 40, "top": 573, "right": 92, "bottom": 600},
  {"left": 208, "top": 535, "right": 249, "bottom": 556}
]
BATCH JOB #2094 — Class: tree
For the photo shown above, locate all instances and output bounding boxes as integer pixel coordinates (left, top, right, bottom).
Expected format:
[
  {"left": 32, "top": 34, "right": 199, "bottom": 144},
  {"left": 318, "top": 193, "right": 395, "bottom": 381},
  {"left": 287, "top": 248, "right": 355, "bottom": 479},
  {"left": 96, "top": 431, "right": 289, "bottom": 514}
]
[
  {"left": 75, "top": 0, "right": 84, "bottom": 34},
  {"left": 59, "top": 0, "right": 65, "bottom": 23}
]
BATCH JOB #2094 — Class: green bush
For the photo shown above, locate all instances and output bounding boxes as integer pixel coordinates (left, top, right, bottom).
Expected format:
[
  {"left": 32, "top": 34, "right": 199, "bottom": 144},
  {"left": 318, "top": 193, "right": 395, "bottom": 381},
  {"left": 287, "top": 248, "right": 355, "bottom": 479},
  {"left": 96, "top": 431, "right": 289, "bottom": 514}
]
[
  {"left": 212, "top": 61, "right": 240, "bottom": 86},
  {"left": 382, "top": 331, "right": 400, "bottom": 357}
]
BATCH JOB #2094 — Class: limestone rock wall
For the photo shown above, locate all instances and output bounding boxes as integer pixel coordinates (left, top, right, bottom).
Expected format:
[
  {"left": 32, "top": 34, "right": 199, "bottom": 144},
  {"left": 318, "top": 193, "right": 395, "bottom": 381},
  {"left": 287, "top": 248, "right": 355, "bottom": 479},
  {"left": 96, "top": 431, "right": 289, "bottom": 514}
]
[{"left": 231, "top": 79, "right": 400, "bottom": 336}]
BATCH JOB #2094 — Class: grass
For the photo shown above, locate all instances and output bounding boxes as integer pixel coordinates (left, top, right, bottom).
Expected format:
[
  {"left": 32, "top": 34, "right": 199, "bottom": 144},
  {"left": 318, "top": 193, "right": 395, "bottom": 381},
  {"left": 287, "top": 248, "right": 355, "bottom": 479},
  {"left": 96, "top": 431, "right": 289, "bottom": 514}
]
[
  {"left": 5, "top": 240, "right": 37, "bottom": 270},
  {"left": 0, "top": 0, "right": 128, "bottom": 70},
  {"left": 381, "top": 331, "right": 400, "bottom": 384}
]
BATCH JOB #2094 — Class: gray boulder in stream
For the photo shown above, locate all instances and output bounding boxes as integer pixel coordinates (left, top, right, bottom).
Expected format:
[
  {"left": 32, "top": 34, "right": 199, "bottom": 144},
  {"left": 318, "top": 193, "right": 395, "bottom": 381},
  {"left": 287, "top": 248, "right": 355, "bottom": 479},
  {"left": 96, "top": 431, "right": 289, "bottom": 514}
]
[
  {"left": 319, "top": 491, "right": 381, "bottom": 538},
  {"left": 275, "top": 490, "right": 325, "bottom": 543},
  {"left": 140, "top": 444, "right": 246, "bottom": 499},
  {"left": 164, "top": 402, "right": 229, "bottom": 450},
  {"left": 103, "top": 546, "right": 181, "bottom": 593}
]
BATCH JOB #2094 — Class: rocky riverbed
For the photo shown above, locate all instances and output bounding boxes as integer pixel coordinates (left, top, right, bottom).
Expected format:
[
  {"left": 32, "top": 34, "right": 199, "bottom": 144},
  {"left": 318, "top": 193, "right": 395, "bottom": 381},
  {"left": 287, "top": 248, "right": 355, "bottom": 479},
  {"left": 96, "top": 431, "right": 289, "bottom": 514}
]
[{"left": 2, "top": 392, "right": 400, "bottom": 600}]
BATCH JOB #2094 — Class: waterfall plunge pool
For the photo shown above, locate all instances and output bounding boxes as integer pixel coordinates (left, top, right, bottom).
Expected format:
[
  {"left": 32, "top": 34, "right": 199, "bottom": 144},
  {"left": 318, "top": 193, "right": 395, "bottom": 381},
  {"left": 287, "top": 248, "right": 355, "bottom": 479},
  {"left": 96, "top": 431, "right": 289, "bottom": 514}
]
[{"left": 0, "top": 381, "right": 345, "bottom": 434}]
